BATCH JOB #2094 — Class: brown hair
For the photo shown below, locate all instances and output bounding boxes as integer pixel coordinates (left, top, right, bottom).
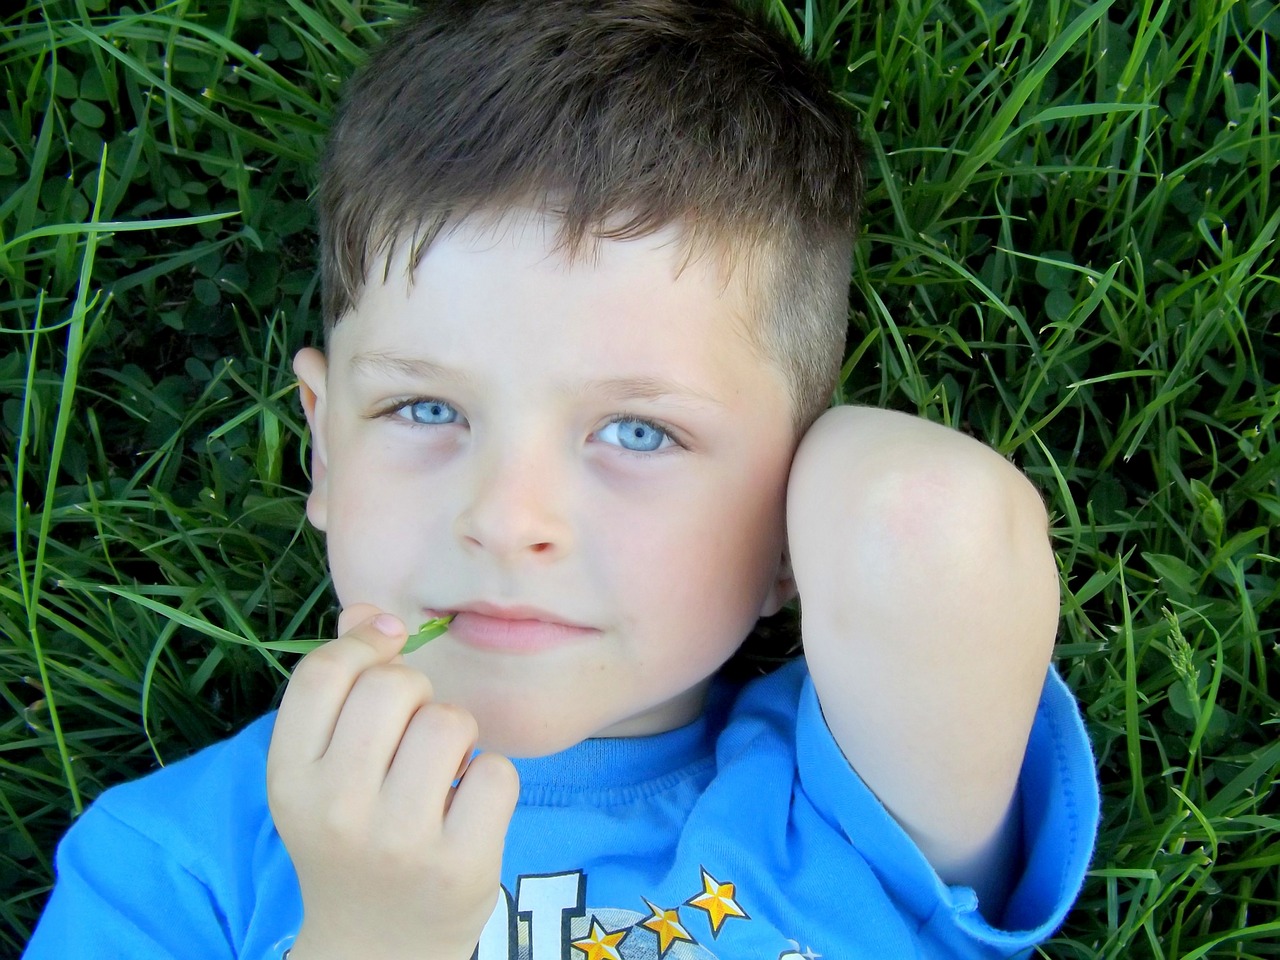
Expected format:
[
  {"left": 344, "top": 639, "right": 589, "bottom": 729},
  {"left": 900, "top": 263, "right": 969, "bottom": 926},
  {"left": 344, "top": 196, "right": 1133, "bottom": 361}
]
[{"left": 319, "top": 0, "right": 863, "bottom": 428}]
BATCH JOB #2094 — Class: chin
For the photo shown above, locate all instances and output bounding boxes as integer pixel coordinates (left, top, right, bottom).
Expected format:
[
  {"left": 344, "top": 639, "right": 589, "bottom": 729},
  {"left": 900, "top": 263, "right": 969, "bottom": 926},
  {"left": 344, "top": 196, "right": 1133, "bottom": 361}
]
[
  {"left": 465, "top": 699, "right": 599, "bottom": 759},
  {"left": 475, "top": 721, "right": 591, "bottom": 759}
]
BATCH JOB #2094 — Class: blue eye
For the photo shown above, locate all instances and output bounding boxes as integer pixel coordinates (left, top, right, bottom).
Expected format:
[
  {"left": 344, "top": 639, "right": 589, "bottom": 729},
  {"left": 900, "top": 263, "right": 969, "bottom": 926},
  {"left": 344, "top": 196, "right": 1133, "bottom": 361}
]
[
  {"left": 597, "top": 417, "right": 674, "bottom": 452},
  {"left": 404, "top": 399, "right": 460, "bottom": 425}
]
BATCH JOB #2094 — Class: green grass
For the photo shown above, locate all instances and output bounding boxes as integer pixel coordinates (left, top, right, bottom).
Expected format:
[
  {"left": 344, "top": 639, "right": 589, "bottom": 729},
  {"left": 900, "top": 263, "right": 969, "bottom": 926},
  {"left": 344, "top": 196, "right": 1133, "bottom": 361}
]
[{"left": 2, "top": 0, "right": 1277, "bottom": 955}]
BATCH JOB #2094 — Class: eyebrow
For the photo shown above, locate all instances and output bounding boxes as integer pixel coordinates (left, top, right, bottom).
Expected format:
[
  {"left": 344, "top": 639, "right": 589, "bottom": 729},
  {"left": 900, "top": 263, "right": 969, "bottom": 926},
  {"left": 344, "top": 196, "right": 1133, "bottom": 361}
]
[
  {"left": 348, "top": 351, "right": 724, "bottom": 409},
  {"left": 350, "top": 351, "right": 466, "bottom": 384}
]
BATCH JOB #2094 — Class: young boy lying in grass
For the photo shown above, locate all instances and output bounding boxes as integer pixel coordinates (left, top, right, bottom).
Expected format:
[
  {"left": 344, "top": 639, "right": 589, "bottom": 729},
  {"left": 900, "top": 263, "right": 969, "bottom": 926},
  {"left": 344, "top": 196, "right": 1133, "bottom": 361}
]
[{"left": 25, "top": 1, "right": 1098, "bottom": 957}]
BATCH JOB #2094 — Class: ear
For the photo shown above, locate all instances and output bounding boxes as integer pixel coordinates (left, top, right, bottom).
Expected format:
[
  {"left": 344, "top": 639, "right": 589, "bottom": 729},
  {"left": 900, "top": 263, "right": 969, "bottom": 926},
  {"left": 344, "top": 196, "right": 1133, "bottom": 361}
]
[
  {"left": 758, "top": 546, "right": 798, "bottom": 617},
  {"left": 293, "top": 347, "right": 331, "bottom": 532}
]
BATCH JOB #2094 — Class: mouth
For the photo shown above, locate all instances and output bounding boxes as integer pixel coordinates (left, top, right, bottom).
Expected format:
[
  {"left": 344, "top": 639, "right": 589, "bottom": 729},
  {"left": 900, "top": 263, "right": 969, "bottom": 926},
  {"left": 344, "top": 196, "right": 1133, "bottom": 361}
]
[{"left": 424, "top": 602, "right": 599, "bottom": 653}]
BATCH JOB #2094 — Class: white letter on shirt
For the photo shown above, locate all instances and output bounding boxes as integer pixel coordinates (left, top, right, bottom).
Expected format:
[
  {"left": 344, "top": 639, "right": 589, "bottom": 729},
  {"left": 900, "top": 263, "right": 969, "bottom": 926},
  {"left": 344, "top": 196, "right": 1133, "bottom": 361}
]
[{"left": 517, "top": 871, "right": 586, "bottom": 960}]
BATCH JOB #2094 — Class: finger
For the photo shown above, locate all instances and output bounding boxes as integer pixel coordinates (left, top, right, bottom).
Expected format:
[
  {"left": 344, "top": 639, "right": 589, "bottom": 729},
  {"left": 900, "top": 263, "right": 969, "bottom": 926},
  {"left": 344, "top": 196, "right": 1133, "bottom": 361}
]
[
  {"left": 270, "top": 610, "right": 409, "bottom": 767},
  {"left": 381, "top": 702, "right": 480, "bottom": 820},
  {"left": 323, "top": 663, "right": 436, "bottom": 786},
  {"left": 444, "top": 752, "right": 520, "bottom": 865}
]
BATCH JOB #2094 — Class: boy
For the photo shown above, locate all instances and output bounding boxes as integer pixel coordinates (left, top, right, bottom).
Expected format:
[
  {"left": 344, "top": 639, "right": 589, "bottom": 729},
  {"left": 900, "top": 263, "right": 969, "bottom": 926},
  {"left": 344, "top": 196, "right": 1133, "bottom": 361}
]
[{"left": 25, "top": 1, "right": 1098, "bottom": 957}]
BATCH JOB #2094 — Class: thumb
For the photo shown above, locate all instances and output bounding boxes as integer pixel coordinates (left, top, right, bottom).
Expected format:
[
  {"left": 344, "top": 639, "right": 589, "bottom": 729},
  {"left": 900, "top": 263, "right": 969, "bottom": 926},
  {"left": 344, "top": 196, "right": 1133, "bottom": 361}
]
[{"left": 336, "top": 603, "right": 404, "bottom": 643}]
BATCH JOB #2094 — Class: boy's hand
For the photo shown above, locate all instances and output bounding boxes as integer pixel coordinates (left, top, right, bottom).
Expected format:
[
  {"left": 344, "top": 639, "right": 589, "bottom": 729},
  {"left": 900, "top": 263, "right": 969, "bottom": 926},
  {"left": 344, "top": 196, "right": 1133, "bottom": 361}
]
[
  {"left": 266, "top": 604, "right": 520, "bottom": 960},
  {"left": 786, "top": 407, "right": 1058, "bottom": 912}
]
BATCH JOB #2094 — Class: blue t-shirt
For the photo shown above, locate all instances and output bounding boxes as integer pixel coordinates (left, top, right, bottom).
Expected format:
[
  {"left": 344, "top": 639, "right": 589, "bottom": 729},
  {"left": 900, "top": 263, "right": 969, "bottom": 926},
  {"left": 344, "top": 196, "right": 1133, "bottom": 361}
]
[{"left": 25, "top": 658, "right": 1098, "bottom": 959}]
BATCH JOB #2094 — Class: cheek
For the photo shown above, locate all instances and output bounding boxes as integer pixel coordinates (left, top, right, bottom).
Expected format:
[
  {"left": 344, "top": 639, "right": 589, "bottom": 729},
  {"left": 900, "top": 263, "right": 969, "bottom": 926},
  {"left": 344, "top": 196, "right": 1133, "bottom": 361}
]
[
  {"left": 322, "top": 465, "right": 450, "bottom": 596},
  {"left": 598, "top": 467, "right": 787, "bottom": 618},
  {"left": 707, "top": 464, "right": 792, "bottom": 596}
]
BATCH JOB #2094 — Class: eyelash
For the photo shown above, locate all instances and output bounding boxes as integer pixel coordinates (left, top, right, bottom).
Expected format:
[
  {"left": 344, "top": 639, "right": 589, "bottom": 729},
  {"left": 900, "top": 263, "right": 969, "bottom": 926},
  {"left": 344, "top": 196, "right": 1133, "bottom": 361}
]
[
  {"left": 373, "top": 398, "right": 684, "bottom": 451},
  {"left": 598, "top": 414, "right": 682, "bottom": 453}
]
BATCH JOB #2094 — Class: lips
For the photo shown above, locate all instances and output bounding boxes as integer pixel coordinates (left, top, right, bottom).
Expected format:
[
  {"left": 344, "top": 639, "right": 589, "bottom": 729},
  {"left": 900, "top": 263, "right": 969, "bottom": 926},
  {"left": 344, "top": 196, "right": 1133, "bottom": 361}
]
[{"left": 425, "top": 602, "right": 599, "bottom": 653}]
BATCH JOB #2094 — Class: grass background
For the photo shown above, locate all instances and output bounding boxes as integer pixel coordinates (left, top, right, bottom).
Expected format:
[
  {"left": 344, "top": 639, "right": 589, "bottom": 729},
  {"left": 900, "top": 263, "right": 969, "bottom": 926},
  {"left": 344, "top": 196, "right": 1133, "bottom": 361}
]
[{"left": 1, "top": 0, "right": 1276, "bottom": 955}]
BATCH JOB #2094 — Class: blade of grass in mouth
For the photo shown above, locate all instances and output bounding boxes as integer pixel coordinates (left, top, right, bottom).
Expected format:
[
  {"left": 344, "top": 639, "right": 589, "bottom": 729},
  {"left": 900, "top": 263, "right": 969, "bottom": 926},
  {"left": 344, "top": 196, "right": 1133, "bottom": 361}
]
[{"left": 282, "top": 614, "right": 453, "bottom": 657}]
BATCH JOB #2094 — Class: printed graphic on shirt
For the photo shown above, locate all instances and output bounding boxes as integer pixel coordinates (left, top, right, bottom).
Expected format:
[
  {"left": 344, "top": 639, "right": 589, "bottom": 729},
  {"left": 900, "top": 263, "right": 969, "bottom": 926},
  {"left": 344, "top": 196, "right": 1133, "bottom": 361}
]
[{"left": 472, "top": 867, "right": 819, "bottom": 960}]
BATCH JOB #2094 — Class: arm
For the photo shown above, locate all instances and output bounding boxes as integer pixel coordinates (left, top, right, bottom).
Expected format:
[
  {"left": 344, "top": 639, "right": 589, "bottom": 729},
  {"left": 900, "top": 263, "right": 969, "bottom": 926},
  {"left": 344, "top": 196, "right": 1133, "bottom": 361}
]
[
  {"left": 267, "top": 605, "right": 519, "bottom": 960},
  {"left": 786, "top": 406, "right": 1058, "bottom": 912}
]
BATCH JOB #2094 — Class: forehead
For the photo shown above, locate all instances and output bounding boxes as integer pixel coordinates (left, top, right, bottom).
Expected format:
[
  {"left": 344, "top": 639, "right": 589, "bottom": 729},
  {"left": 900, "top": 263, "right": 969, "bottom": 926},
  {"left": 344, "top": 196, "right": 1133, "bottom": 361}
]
[
  {"left": 339, "top": 209, "right": 772, "bottom": 332},
  {"left": 337, "top": 212, "right": 769, "bottom": 359}
]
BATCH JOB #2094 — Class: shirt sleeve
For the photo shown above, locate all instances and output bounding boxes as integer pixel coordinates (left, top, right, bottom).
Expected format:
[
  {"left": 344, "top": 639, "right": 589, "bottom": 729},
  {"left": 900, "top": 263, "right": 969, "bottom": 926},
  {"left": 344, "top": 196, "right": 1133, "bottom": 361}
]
[
  {"left": 23, "top": 803, "right": 238, "bottom": 960},
  {"left": 22, "top": 714, "right": 296, "bottom": 960},
  {"left": 794, "top": 664, "right": 1099, "bottom": 957}
]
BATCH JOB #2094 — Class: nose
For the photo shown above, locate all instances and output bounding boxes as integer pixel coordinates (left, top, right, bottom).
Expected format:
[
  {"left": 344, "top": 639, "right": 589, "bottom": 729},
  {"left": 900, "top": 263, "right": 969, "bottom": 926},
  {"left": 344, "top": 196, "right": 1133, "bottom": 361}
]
[{"left": 454, "top": 436, "right": 572, "bottom": 563}]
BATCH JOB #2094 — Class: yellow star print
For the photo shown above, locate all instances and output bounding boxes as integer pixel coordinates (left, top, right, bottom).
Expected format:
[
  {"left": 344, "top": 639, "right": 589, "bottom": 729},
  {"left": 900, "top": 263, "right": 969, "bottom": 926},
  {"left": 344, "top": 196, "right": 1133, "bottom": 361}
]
[
  {"left": 685, "top": 867, "right": 749, "bottom": 935},
  {"left": 640, "top": 898, "right": 697, "bottom": 956},
  {"left": 571, "top": 917, "right": 629, "bottom": 960}
]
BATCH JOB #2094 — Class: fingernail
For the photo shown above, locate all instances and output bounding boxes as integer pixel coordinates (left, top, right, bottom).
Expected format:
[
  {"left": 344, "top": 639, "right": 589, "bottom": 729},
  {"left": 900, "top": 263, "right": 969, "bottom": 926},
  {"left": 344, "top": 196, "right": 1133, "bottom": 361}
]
[{"left": 373, "top": 614, "right": 402, "bottom": 636}]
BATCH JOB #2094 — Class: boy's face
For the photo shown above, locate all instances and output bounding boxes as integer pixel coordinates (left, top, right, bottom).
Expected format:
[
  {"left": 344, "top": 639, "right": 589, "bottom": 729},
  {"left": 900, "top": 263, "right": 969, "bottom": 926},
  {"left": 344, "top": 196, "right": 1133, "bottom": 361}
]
[{"left": 296, "top": 214, "right": 799, "bottom": 757}]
